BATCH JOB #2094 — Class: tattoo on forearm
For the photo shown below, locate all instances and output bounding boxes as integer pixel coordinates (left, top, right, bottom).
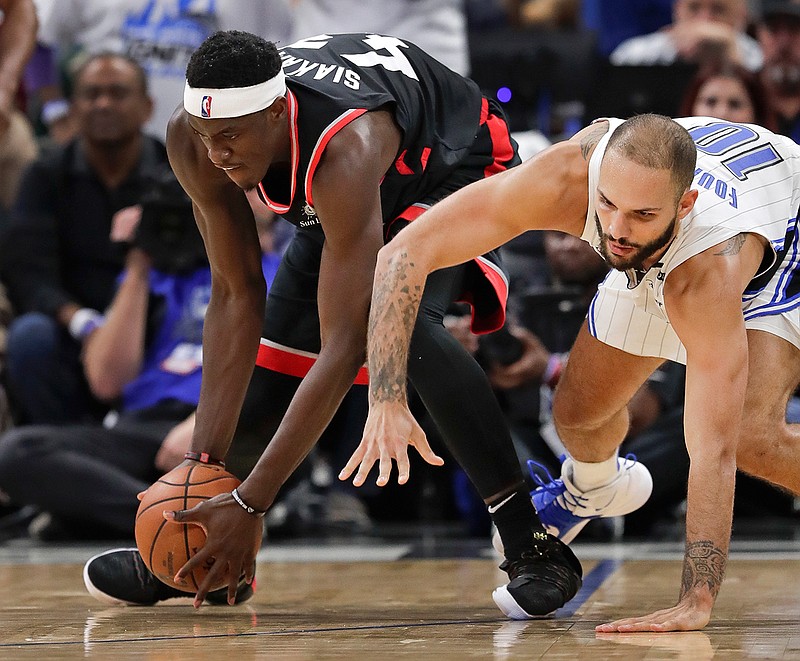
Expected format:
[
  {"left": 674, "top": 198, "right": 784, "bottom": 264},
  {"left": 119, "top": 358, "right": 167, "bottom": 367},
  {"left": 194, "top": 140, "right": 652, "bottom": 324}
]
[
  {"left": 680, "top": 541, "right": 726, "bottom": 600},
  {"left": 367, "top": 250, "right": 423, "bottom": 404},
  {"left": 715, "top": 234, "right": 746, "bottom": 256},
  {"left": 580, "top": 123, "right": 608, "bottom": 160}
]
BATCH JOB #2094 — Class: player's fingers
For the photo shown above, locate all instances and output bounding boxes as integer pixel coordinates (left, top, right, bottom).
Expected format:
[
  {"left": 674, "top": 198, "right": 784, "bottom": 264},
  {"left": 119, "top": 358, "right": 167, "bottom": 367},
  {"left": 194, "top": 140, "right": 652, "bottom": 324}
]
[
  {"left": 244, "top": 559, "right": 257, "bottom": 586},
  {"left": 136, "top": 490, "right": 147, "bottom": 501},
  {"left": 338, "top": 445, "right": 366, "bottom": 481},
  {"left": 411, "top": 434, "right": 444, "bottom": 467},
  {"left": 174, "top": 545, "right": 211, "bottom": 585},
  {"left": 227, "top": 563, "right": 241, "bottom": 606},
  {"left": 352, "top": 451, "right": 378, "bottom": 487},
  {"left": 193, "top": 558, "right": 228, "bottom": 609},
  {"left": 376, "top": 451, "right": 394, "bottom": 487},
  {"left": 165, "top": 507, "right": 200, "bottom": 525},
  {"left": 395, "top": 448, "right": 411, "bottom": 485}
]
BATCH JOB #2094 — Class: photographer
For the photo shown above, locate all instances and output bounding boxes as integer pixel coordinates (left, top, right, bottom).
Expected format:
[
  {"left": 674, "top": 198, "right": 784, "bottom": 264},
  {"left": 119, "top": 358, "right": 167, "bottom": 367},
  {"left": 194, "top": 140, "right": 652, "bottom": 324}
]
[
  {"left": 0, "top": 168, "right": 216, "bottom": 541},
  {"left": 0, "top": 52, "right": 168, "bottom": 425}
]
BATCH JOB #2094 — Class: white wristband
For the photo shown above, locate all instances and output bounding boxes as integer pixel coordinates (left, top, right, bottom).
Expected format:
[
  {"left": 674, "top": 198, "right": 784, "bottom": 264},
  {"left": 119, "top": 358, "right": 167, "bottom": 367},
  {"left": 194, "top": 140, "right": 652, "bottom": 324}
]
[
  {"left": 41, "top": 99, "right": 70, "bottom": 126},
  {"left": 231, "top": 488, "right": 266, "bottom": 517},
  {"left": 68, "top": 308, "right": 105, "bottom": 341}
]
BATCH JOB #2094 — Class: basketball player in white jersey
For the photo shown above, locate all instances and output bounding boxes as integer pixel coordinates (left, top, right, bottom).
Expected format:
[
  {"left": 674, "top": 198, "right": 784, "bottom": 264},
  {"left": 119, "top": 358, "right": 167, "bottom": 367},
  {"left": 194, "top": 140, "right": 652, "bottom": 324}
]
[{"left": 341, "top": 113, "right": 800, "bottom": 631}]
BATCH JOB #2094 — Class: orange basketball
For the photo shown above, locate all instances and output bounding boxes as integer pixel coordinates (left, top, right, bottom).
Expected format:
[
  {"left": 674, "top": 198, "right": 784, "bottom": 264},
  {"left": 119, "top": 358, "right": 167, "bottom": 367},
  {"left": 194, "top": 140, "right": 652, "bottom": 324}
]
[{"left": 135, "top": 462, "right": 240, "bottom": 593}]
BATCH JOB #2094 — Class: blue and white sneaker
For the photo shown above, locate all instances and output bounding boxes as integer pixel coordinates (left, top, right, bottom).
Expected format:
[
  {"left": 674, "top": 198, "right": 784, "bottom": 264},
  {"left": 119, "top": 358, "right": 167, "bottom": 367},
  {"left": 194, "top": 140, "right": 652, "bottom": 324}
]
[{"left": 529, "top": 454, "right": 653, "bottom": 544}]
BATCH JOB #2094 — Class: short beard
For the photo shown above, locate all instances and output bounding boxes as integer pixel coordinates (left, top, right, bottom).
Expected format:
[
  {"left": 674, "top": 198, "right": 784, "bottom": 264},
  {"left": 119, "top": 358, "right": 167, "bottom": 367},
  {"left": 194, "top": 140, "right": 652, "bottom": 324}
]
[{"left": 595, "top": 212, "right": 677, "bottom": 271}]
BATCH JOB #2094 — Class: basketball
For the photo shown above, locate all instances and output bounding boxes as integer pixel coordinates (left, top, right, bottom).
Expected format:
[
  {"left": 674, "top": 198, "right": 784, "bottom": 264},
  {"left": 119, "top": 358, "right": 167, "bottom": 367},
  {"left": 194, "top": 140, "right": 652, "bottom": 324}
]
[{"left": 135, "top": 462, "right": 241, "bottom": 593}]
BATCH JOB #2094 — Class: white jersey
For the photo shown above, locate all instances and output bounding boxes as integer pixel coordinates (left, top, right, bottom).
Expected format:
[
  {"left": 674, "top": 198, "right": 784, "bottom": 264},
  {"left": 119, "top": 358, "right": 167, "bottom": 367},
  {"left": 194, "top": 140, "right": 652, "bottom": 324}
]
[{"left": 582, "top": 117, "right": 800, "bottom": 363}]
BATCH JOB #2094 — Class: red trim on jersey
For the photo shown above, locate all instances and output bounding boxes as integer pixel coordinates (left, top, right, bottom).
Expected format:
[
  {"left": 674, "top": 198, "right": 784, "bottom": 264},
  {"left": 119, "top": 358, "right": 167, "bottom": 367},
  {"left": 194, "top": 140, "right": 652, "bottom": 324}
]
[
  {"left": 257, "top": 90, "right": 300, "bottom": 214},
  {"left": 467, "top": 256, "right": 508, "bottom": 334},
  {"left": 384, "top": 202, "right": 427, "bottom": 240},
  {"left": 420, "top": 147, "right": 431, "bottom": 172},
  {"left": 394, "top": 147, "right": 432, "bottom": 175},
  {"left": 482, "top": 102, "right": 515, "bottom": 178},
  {"left": 395, "top": 150, "right": 414, "bottom": 175},
  {"left": 256, "top": 341, "right": 370, "bottom": 385},
  {"left": 386, "top": 204, "right": 508, "bottom": 334},
  {"left": 305, "top": 108, "right": 368, "bottom": 206},
  {"left": 479, "top": 97, "right": 490, "bottom": 125}
]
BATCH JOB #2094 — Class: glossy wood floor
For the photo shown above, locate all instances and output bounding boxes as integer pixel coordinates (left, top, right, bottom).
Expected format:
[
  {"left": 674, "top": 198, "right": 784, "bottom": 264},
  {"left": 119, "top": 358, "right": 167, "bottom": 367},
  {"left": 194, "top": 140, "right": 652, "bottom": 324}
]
[{"left": 0, "top": 538, "right": 799, "bottom": 660}]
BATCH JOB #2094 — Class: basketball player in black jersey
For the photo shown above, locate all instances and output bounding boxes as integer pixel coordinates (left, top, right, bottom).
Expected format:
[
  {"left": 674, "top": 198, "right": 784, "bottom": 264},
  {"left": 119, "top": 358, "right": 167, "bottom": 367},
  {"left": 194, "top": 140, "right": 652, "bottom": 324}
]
[{"left": 82, "top": 30, "right": 581, "bottom": 619}]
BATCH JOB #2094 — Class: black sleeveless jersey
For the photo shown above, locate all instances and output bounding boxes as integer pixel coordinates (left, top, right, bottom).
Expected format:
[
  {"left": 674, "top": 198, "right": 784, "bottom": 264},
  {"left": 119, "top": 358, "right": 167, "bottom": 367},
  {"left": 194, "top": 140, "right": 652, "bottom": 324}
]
[{"left": 254, "top": 33, "right": 484, "bottom": 230}]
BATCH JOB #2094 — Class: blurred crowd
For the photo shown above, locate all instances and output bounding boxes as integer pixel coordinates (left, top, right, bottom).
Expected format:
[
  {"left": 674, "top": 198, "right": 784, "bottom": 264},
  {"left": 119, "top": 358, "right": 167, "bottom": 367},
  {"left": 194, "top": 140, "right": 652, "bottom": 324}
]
[{"left": 0, "top": 0, "right": 797, "bottom": 544}]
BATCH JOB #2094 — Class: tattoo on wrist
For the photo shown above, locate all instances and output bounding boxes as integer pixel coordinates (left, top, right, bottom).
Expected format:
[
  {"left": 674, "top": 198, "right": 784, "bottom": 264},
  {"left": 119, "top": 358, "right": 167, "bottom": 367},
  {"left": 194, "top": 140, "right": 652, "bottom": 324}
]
[
  {"left": 680, "top": 541, "right": 726, "bottom": 600},
  {"left": 368, "top": 250, "right": 422, "bottom": 403}
]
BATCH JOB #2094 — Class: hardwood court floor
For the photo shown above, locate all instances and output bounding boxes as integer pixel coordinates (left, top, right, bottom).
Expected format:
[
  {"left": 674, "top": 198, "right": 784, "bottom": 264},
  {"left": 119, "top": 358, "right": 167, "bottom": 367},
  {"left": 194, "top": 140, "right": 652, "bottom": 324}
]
[{"left": 0, "top": 538, "right": 799, "bottom": 659}]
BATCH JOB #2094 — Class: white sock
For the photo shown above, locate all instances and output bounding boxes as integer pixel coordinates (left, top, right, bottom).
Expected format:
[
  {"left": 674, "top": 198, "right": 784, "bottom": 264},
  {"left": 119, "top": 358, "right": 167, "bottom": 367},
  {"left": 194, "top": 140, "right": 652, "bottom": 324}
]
[{"left": 570, "top": 453, "right": 619, "bottom": 492}]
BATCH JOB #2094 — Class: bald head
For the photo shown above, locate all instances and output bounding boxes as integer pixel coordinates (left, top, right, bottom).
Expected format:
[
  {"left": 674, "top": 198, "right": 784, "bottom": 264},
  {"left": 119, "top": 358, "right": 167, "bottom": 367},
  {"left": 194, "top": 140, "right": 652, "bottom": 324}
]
[{"left": 605, "top": 114, "right": 697, "bottom": 202}]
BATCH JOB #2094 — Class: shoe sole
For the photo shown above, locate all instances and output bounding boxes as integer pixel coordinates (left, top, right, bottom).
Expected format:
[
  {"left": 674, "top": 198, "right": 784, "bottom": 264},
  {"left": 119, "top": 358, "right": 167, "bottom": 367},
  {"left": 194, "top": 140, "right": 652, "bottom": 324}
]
[
  {"left": 83, "top": 548, "right": 143, "bottom": 606},
  {"left": 492, "top": 585, "right": 552, "bottom": 620}
]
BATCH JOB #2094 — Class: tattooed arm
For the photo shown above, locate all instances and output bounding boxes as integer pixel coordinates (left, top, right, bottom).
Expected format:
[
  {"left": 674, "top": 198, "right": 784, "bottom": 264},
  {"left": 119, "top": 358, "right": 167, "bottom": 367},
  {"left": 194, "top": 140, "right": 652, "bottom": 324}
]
[
  {"left": 339, "top": 132, "right": 598, "bottom": 487},
  {"left": 338, "top": 246, "right": 443, "bottom": 488},
  {"left": 597, "top": 233, "right": 765, "bottom": 633}
]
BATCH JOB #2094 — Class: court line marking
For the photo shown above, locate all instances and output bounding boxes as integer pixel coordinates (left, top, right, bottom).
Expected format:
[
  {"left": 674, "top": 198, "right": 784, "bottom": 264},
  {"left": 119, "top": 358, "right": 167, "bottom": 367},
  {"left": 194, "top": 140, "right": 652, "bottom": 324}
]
[
  {"left": 5, "top": 560, "right": 622, "bottom": 649},
  {"left": 7, "top": 618, "right": 528, "bottom": 649}
]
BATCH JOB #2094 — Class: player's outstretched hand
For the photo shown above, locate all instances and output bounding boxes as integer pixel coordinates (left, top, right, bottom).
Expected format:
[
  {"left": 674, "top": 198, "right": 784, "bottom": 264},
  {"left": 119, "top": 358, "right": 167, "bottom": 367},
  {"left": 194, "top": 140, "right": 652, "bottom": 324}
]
[
  {"left": 164, "top": 487, "right": 262, "bottom": 608},
  {"left": 339, "top": 401, "right": 444, "bottom": 487},
  {"left": 595, "top": 595, "right": 713, "bottom": 633}
]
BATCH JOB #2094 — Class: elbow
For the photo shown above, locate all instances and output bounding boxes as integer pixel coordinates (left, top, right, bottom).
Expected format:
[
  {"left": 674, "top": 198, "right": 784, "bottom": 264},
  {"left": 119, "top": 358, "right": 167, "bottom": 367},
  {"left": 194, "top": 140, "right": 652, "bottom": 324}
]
[
  {"left": 322, "top": 330, "right": 368, "bottom": 376},
  {"left": 85, "top": 371, "right": 124, "bottom": 402},
  {"left": 212, "top": 272, "right": 267, "bottom": 313},
  {"left": 688, "top": 437, "right": 738, "bottom": 478},
  {"left": 376, "top": 241, "right": 400, "bottom": 273},
  {"left": 377, "top": 233, "right": 426, "bottom": 272},
  {"left": 83, "top": 351, "right": 139, "bottom": 402}
]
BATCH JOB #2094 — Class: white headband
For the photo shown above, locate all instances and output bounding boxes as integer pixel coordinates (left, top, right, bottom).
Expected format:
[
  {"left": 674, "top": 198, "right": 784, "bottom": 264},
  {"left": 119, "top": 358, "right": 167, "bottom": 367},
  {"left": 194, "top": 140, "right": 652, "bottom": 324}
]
[{"left": 183, "top": 70, "right": 286, "bottom": 119}]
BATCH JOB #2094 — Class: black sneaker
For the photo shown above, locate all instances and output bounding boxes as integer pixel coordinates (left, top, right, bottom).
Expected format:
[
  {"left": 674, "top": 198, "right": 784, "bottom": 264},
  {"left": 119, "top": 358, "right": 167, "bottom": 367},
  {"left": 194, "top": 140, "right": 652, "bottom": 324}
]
[
  {"left": 492, "top": 532, "right": 582, "bottom": 619},
  {"left": 83, "top": 548, "right": 255, "bottom": 606}
]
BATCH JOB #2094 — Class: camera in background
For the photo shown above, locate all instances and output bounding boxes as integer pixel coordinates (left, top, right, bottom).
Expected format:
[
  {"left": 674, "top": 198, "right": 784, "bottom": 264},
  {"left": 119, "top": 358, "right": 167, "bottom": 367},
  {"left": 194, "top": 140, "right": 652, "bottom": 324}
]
[
  {"left": 477, "top": 324, "right": 525, "bottom": 366},
  {"left": 136, "top": 168, "right": 208, "bottom": 274}
]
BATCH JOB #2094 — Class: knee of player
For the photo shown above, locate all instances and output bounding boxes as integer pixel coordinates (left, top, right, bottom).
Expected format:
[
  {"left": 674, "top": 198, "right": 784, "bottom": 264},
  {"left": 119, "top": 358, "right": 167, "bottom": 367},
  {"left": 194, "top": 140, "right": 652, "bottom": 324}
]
[{"left": 735, "top": 418, "right": 784, "bottom": 473}]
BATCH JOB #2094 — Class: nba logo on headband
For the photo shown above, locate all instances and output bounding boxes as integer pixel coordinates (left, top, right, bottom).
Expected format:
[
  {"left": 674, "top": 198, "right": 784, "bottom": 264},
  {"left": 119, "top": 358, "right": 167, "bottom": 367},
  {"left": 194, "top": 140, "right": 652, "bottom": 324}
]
[{"left": 185, "top": 71, "right": 287, "bottom": 119}]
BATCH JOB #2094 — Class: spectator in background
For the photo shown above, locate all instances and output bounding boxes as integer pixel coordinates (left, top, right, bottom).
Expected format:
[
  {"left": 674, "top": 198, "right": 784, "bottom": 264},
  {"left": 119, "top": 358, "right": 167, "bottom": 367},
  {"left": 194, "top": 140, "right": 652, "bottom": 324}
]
[
  {"left": 0, "top": 0, "right": 38, "bottom": 216},
  {"left": 286, "top": 0, "right": 470, "bottom": 76},
  {"left": 507, "top": 0, "right": 581, "bottom": 29},
  {"left": 0, "top": 169, "right": 281, "bottom": 551},
  {"left": 610, "top": 0, "right": 763, "bottom": 72},
  {"left": 679, "top": 62, "right": 778, "bottom": 129},
  {"left": 582, "top": 0, "right": 673, "bottom": 57},
  {"left": 29, "top": 0, "right": 293, "bottom": 141},
  {"left": 0, "top": 168, "right": 209, "bottom": 543},
  {"left": 0, "top": 52, "right": 168, "bottom": 424},
  {"left": 0, "top": 0, "right": 38, "bottom": 444},
  {"left": 757, "top": 0, "right": 800, "bottom": 142}
]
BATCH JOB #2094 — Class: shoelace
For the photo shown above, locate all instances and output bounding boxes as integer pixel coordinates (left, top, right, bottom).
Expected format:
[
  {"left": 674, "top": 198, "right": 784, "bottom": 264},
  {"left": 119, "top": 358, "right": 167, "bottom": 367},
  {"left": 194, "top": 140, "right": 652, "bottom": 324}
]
[
  {"left": 528, "top": 453, "right": 640, "bottom": 496},
  {"left": 526, "top": 459, "right": 588, "bottom": 510}
]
